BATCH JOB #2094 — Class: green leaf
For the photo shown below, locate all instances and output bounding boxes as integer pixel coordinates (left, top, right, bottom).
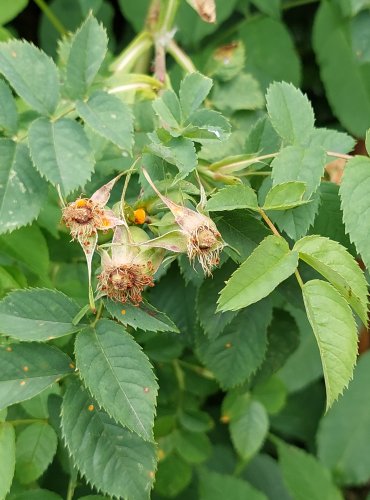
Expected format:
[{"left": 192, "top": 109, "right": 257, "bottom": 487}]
[
  {"left": 197, "top": 261, "right": 239, "bottom": 340},
  {"left": 0, "top": 288, "right": 85, "bottom": 341},
  {"left": 243, "top": 454, "right": 292, "bottom": 500},
  {"left": 106, "top": 299, "right": 179, "bottom": 333},
  {"left": 250, "top": 0, "right": 280, "bottom": 18},
  {"left": 0, "top": 343, "right": 72, "bottom": 410},
  {"left": 216, "top": 211, "right": 269, "bottom": 263},
  {"left": 245, "top": 116, "right": 282, "bottom": 156},
  {"left": 147, "top": 133, "right": 197, "bottom": 180},
  {"left": 309, "top": 128, "right": 355, "bottom": 155},
  {"left": 218, "top": 235, "right": 298, "bottom": 312},
  {"left": 266, "top": 82, "right": 314, "bottom": 145},
  {"left": 212, "top": 73, "right": 264, "bottom": 112},
  {"left": 154, "top": 454, "right": 192, "bottom": 498},
  {"left": 61, "top": 379, "right": 156, "bottom": 499},
  {"left": 253, "top": 376, "right": 287, "bottom": 415},
  {"left": 0, "top": 422, "right": 15, "bottom": 499},
  {"left": 197, "top": 301, "right": 272, "bottom": 388},
  {"left": 15, "top": 422, "right": 57, "bottom": 484},
  {"left": 76, "top": 91, "right": 133, "bottom": 152},
  {"left": 239, "top": 17, "right": 300, "bottom": 90},
  {"left": 175, "top": 429, "right": 212, "bottom": 464},
  {"left": 152, "top": 89, "right": 182, "bottom": 132},
  {"left": 339, "top": 155, "right": 370, "bottom": 269},
  {"left": 0, "top": 0, "right": 28, "bottom": 24},
  {"left": 294, "top": 235, "right": 368, "bottom": 325},
  {"left": 313, "top": 2, "right": 370, "bottom": 136},
  {"left": 0, "top": 79, "right": 17, "bottom": 135},
  {"left": 271, "top": 145, "right": 326, "bottom": 198},
  {"left": 263, "top": 182, "right": 308, "bottom": 210},
  {"left": 229, "top": 396, "right": 269, "bottom": 460},
  {"left": 206, "top": 184, "right": 259, "bottom": 212},
  {"left": 0, "top": 140, "right": 48, "bottom": 234},
  {"left": 198, "top": 469, "right": 266, "bottom": 500},
  {"left": 65, "top": 14, "right": 108, "bottom": 99},
  {"left": 183, "top": 109, "right": 231, "bottom": 143},
  {"left": 302, "top": 279, "right": 358, "bottom": 410},
  {"left": 275, "top": 439, "right": 343, "bottom": 500},
  {"left": 0, "top": 40, "right": 59, "bottom": 115},
  {"left": 317, "top": 351, "right": 370, "bottom": 485},
  {"left": 28, "top": 117, "right": 95, "bottom": 195},
  {"left": 179, "top": 72, "right": 213, "bottom": 119},
  {"left": 75, "top": 319, "right": 158, "bottom": 440},
  {"left": 8, "top": 490, "right": 62, "bottom": 500}
]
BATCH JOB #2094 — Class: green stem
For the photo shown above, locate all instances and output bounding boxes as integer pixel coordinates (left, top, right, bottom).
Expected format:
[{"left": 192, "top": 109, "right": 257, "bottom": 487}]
[
  {"left": 66, "top": 472, "right": 78, "bottom": 500},
  {"left": 92, "top": 301, "right": 104, "bottom": 326},
  {"left": 157, "top": 0, "right": 179, "bottom": 32},
  {"left": 33, "top": 0, "right": 67, "bottom": 35},
  {"left": 173, "top": 359, "right": 186, "bottom": 391},
  {"left": 178, "top": 359, "right": 215, "bottom": 380},
  {"left": 10, "top": 418, "right": 47, "bottom": 426},
  {"left": 110, "top": 32, "right": 153, "bottom": 74},
  {"left": 167, "top": 40, "right": 197, "bottom": 73}
]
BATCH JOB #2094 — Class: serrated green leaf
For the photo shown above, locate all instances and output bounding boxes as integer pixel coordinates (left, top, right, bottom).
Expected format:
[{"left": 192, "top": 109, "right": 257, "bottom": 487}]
[
  {"left": 147, "top": 133, "right": 197, "bottom": 180},
  {"left": 0, "top": 40, "right": 59, "bottom": 115},
  {"left": 197, "top": 301, "right": 272, "bottom": 388},
  {"left": 0, "top": 288, "right": 85, "bottom": 341},
  {"left": 212, "top": 73, "right": 264, "bottom": 112},
  {"left": 339, "top": 155, "right": 370, "bottom": 269},
  {"left": 76, "top": 91, "right": 133, "bottom": 152},
  {"left": 271, "top": 145, "right": 326, "bottom": 198},
  {"left": 15, "top": 422, "right": 57, "bottom": 484},
  {"left": 152, "top": 89, "right": 182, "bottom": 132},
  {"left": 178, "top": 410, "right": 213, "bottom": 433},
  {"left": 263, "top": 182, "right": 308, "bottom": 210},
  {"left": 266, "top": 82, "right": 314, "bottom": 145},
  {"left": 61, "top": 379, "right": 156, "bottom": 499},
  {"left": 28, "top": 117, "right": 95, "bottom": 195},
  {"left": 275, "top": 439, "right": 343, "bottom": 500},
  {"left": 198, "top": 468, "right": 266, "bottom": 500},
  {"left": 205, "top": 40, "right": 245, "bottom": 82},
  {"left": 175, "top": 429, "right": 211, "bottom": 464},
  {"left": 0, "top": 422, "right": 15, "bottom": 499},
  {"left": 155, "top": 454, "right": 192, "bottom": 497},
  {"left": 65, "top": 15, "right": 108, "bottom": 99},
  {"left": 230, "top": 397, "right": 269, "bottom": 460},
  {"left": 75, "top": 319, "right": 158, "bottom": 440},
  {"left": 269, "top": 189, "right": 321, "bottom": 241},
  {"left": 309, "top": 128, "right": 355, "bottom": 155},
  {"left": 302, "top": 279, "right": 358, "bottom": 410},
  {"left": 197, "top": 261, "right": 239, "bottom": 340},
  {"left": 218, "top": 235, "right": 298, "bottom": 312},
  {"left": 294, "top": 235, "right": 368, "bottom": 325},
  {"left": 106, "top": 299, "right": 179, "bottom": 333},
  {"left": 0, "top": 140, "right": 48, "bottom": 234},
  {"left": 317, "top": 351, "right": 370, "bottom": 485},
  {"left": 179, "top": 72, "right": 213, "bottom": 119},
  {"left": 216, "top": 210, "right": 269, "bottom": 263},
  {"left": 0, "top": 343, "right": 72, "bottom": 410},
  {"left": 8, "top": 490, "right": 62, "bottom": 500},
  {"left": 313, "top": 2, "right": 370, "bottom": 136},
  {"left": 206, "top": 184, "right": 258, "bottom": 212},
  {"left": 183, "top": 109, "right": 231, "bottom": 143},
  {"left": 245, "top": 116, "right": 282, "bottom": 156},
  {"left": 0, "top": 0, "right": 28, "bottom": 24},
  {"left": 0, "top": 79, "right": 17, "bottom": 135}
]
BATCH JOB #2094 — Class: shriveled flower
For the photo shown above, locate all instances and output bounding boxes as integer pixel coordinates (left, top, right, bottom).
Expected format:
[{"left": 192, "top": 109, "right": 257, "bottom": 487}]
[
  {"left": 61, "top": 174, "right": 125, "bottom": 309},
  {"left": 97, "top": 226, "right": 163, "bottom": 305},
  {"left": 142, "top": 168, "right": 224, "bottom": 275}
]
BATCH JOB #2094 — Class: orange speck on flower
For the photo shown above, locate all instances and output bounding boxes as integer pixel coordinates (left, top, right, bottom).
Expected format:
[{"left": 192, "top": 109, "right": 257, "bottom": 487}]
[
  {"left": 100, "top": 217, "right": 111, "bottom": 228},
  {"left": 20, "top": 380, "right": 26, "bottom": 386},
  {"left": 220, "top": 415, "right": 230, "bottom": 424},
  {"left": 88, "top": 404, "right": 94, "bottom": 411},
  {"left": 23, "top": 366, "right": 29, "bottom": 372},
  {"left": 134, "top": 208, "right": 146, "bottom": 225},
  {"left": 121, "top": 309, "right": 126, "bottom": 315},
  {"left": 75, "top": 199, "right": 88, "bottom": 208}
]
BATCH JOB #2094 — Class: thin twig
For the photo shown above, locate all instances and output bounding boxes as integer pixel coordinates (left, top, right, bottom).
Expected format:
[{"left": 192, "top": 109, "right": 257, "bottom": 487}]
[{"left": 33, "top": 0, "right": 67, "bottom": 35}]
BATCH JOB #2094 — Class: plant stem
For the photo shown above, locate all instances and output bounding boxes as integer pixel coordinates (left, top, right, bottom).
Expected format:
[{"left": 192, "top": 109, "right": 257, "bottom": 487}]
[
  {"left": 178, "top": 359, "right": 215, "bottom": 380},
  {"left": 92, "top": 301, "right": 104, "bottom": 326},
  {"left": 10, "top": 418, "right": 47, "bottom": 426},
  {"left": 110, "top": 32, "right": 153, "bottom": 74},
  {"left": 66, "top": 472, "right": 77, "bottom": 500},
  {"left": 167, "top": 39, "right": 197, "bottom": 73},
  {"left": 173, "top": 359, "right": 185, "bottom": 390},
  {"left": 295, "top": 269, "right": 304, "bottom": 289},
  {"left": 33, "top": 0, "right": 67, "bottom": 35},
  {"left": 327, "top": 151, "right": 353, "bottom": 160}
]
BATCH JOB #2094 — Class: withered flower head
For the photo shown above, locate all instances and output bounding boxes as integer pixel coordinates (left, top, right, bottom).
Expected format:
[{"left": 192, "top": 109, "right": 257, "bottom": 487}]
[
  {"left": 97, "top": 226, "right": 163, "bottom": 305},
  {"left": 142, "top": 168, "right": 224, "bottom": 276}
]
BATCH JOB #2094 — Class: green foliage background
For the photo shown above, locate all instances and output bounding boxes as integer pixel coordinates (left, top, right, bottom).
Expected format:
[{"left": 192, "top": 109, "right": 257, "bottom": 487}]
[{"left": 0, "top": 0, "right": 370, "bottom": 499}]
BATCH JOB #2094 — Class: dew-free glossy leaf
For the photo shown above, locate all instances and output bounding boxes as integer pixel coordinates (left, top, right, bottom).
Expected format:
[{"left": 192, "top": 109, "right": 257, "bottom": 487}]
[
  {"left": 266, "top": 82, "right": 314, "bottom": 145},
  {"left": 0, "top": 288, "right": 85, "bottom": 341},
  {"left": 263, "top": 182, "right": 307, "bottom": 210},
  {"left": 206, "top": 184, "right": 259, "bottom": 212},
  {"left": 302, "top": 279, "right": 358, "bottom": 410},
  {"left": 198, "top": 469, "right": 266, "bottom": 500},
  {"left": 75, "top": 319, "right": 158, "bottom": 440},
  {"left": 28, "top": 117, "right": 95, "bottom": 195},
  {"left": 15, "top": 422, "right": 57, "bottom": 484},
  {"left": 152, "top": 89, "right": 182, "bottom": 132},
  {"left": 76, "top": 91, "right": 133, "bottom": 152},
  {"left": 294, "top": 235, "right": 368, "bottom": 325},
  {"left": 179, "top": 72, "right": 213, "bottom": 118},
  {"left": 0, "top": 79, "right": 18, "bottom": 135},
  {"left": 0, "top": 40, "right": 59, "bottom": 115},
  {"left": 218, "top": 235, "right": 298, "bottom": 312},
  {"left": 0, "top": 422, "right": 15, "bottom": 499},
  {"left": 61, "top": 380, "right": 156, "bottom": 499},
  {"left": 0, "top": 140, "right": 48, "bottom": 234},
  {"left": 0, "top": 343, "right": 73, "bottom": 410},
  {"left": 339, "top": 155, "right": 370, "bottom": 269}
]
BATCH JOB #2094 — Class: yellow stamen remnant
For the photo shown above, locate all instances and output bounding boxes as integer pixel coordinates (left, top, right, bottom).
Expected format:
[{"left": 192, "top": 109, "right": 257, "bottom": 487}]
[
  {"left": 75, "top": 199, "right": 88, "bottom": 208},
  {"left": 134, "top": 208, "right": 146, "bottom": 225}
]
